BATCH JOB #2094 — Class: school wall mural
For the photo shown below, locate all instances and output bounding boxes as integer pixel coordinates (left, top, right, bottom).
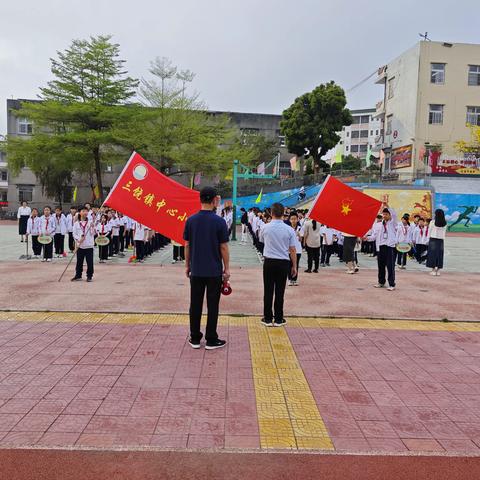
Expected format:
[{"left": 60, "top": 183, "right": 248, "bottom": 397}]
[
  {"left": 435, "top": 193, "right": 480, "bottom": 233},
  {"left": 362, "top": 188, "right": 433, "bottom": 220}
]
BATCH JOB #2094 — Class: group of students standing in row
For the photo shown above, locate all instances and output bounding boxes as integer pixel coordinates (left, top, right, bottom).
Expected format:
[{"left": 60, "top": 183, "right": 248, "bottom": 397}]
[{"left": 239, "top": 203, "right": 448, "bottom": 291}]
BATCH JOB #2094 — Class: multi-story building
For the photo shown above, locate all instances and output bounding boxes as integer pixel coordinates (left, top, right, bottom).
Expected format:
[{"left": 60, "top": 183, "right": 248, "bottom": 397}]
[
  {"left": 338, "top": 108, "right": 382, "bottom": 160},
  {"left": 3, "top": 99, "right": 290, "bottom": 215},
  {"left": 375, "top": 40, "right": 480, "bottom": 180}
]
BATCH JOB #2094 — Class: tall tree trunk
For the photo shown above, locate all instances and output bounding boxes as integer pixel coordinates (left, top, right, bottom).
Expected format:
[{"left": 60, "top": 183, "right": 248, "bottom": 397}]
[{"left": 93, "top": 146, "right": 104, "bottom": 204}]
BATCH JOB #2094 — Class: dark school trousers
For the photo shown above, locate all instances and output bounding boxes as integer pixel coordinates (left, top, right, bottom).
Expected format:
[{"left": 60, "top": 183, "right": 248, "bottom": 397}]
[
  {"left": 173, "top": 245, "right": 185, "bottom": 260},
  {"left": 119, "top": 226, "right": 125, "bottom": 252},
  {"left": 306, "top": 246, "right": 320, "bottom": 271},
  {"left": 54, "top": 233, "right": 65, "bottom": 255},
  {"left": 75, "top": 248, "right": 94, "bottom": 279},
  {"left": 68, "top": 232, "right": 75, "bottom": 252},
  {"left": 415, "top": 244, "right": 428, "bottom": 263},
  {"left": 377, "top": 245, "right": 396, "bottom": 287},
  {"left": 263, "top": 258, "right": 290, "bottom": 322},
  {"left": 43, "top": 241, "right": 53, "bottom": 259},
  {"left": 288, "top": 253, "right": 301, "bottom": 281},
  {"left": 321, "top": 245, "right": 333, "bottom": 265},
  {"left": 396, "top": 251, "right": 407, "bottom": 266},
  {"left": 31, "top": 236, "right": 42, "bottom": 256},
  {"left": 189, "top": 276, "right": 222, "bottom": 343},
  {"left": 135, "top": 240, "right": 145, "bottom": 261}
]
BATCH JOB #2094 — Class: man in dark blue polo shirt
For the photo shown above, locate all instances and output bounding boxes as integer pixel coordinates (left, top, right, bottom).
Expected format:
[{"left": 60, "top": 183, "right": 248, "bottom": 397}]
[{"left": 183, "top": 186, "right": 230, "bottom": 350}]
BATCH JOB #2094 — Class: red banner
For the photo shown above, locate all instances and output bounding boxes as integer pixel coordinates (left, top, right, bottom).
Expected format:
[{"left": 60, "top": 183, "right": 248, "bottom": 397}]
[
  {"left": 104, "top": 152, "right": 200, "bottom": 245},
  {"left": 391, "top": 145, "right": 412, "bottom": 169},
  {"left": 430, "top": 153, "right": 480, "bottom": 176},
  {"left": 308, "top": 175, "right": 383, "bottom": 237}
]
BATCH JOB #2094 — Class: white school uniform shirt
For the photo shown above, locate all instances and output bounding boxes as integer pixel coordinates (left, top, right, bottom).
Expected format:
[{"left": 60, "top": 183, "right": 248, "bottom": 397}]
[
  {"left": 73, "top": 219, "right": 95, "bottom": 249},
  {"left": 292, "top": 225, "right": 304, "bottom": 254},
  {"left": 336, "top": 231, "right": 344, "bottom": 246},
  {"left": 39, "top": 215, "right": 56, "bottom": 236},
  {"left": 134, "top": 222, "right": 146, "bottom": 241},
  {"left": 26, "top": 216, "right": 41, "bottom": 235},
  {"left": 413, "top": 225, "right": 429, "bottom": 245},
  {"left": 322, "top": 227, "right": 335, "bottom": 246},
  {"left": 65, "top": 213, "right": 76, "bottom": 233},
  {"left": 396, "top": 223, "right": 412, "bottom": 243},
  {"left": 248, "top": 211, "right": 255, "bottom": 224},
  {"left": 124, "top": 216, "right": 133, "bottom": 230},
  {"left": 17, "top": 206, "right": 31, "bottom": 218},
  {"left": 109, "top": 218, "right": 120, "bottom": 237},
  {"left": 376, "top": 210, "right": 398, "bottom": 249},
  {"left": 96, "top": 222, "right": 111, "bottom": 236},
  {"left": 54, "top": 214, "right": 67, "bottom": 235},
  {"left": 225, "top": 211, "right": 233, "bottom": 230},
  {"left": 369, "top": 221, "right": 382, "bottom": 243},
  {"left": 117, "top": 216, "right": 126, "bottom": 228}
]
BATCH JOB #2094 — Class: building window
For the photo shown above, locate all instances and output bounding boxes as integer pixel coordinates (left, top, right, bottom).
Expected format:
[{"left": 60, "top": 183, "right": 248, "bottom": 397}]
[
  {"left": 429, "top": 104, "right": 444, "bottom": 125},
  {"left": 0, "top": 191, "right": 7, "bottom": 202},
  {"left": 17, "top": 118, "right": 32, "bottom": 135},
  {"left": 360, "top": 115, "right": 370, "bottom": 124},
  {"left": 376, "top": 129, "right": 379, "bottom": 136},
  {"left": 351, "top": 131, "right": 360, "bottom": 139},
  {"left": 370, "top": 130, "right": 373, "bottom": 136},
  {"left": 360, "top": 130, "right": 369, "bottom": 138},
  {"left": 346, "top": 146, "right": 349, "bottom": 152},
  {"left": 359, "top": 145, "right": 368, "bottom": 153},
  {"left": 466, "top": 106, "right": 480, "bottom": 126},
  {"left": 468, "top": 65, "right": 480, "bottom": 86},
  {"left": 0, "top": 171, "right": 7, "bottom": 181},
  {"left": 104, "top": 163, "right": 113, "bottom": 173},
  {"left": 346, "top": 131, "right": 350, "bottom": 137},
  {"left": 431, "top": 63, "right": 445, "bottom": 84},
  {"left": 352, "top": 116, "right": 360, "bottom": 125},
  {"left": 18, "top": 185, "right": 33, "bottom": 203},
  {"left": 388, "top": 77, "right": 395, "bottom": 99},
  {"left": 278, "top": 135, "right": 286, "bottom": 147},
  {"left": 350, "top": 145, "right": 359, "bottom": 153},
  {"left": 386, "top": 116, "right": 393, "bottom": 135}
]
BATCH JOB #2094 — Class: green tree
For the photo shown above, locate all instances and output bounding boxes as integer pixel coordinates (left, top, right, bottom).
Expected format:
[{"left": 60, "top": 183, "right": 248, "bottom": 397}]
[
  {"left": 331, "top": 154, "right": 363, "bottom": 172},
  {"left": 7, "top": 35, "right": 139, "bottom": 203},
  {"left": 280, "top": 81, "right": 352, "bottom": 173}
]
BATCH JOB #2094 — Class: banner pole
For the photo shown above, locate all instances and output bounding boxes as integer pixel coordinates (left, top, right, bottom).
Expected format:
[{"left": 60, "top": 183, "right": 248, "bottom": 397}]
[{"left": 231, "top": 159, "right": 238, "bottom": 241}]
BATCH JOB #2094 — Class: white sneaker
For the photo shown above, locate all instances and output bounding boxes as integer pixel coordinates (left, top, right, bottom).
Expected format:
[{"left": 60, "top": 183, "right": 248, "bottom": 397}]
[
  {"left": 430, "top": 271, "right": 436, "bottom": 276},
  {"left": 171, "top": 260, "right": 177, "bottom": 264},
  {"left": 41, "top": 258, "right": 46, "bottom": 262},
  {"left": 387, "top": 286, "right": 395, "bottom": 291},
  {"left": 46, "top": 258, "right": 52, "bottom": 262},
  {"left": 435, "top": 271, "right": 440, "bottom": 276}
]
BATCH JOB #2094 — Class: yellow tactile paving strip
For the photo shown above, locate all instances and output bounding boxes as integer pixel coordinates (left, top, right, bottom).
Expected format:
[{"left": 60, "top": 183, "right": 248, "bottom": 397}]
[
  {"left": 248, "top": 323, "right": 333, "bottom": 449},
  {"left": 0, "top": 311, "right": 480, "bottom": 332}
]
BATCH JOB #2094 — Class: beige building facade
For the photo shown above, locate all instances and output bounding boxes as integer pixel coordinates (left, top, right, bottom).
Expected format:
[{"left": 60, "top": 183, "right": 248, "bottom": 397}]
[{"left": 375, "top": 41, "right": 480, "bottom": 178}]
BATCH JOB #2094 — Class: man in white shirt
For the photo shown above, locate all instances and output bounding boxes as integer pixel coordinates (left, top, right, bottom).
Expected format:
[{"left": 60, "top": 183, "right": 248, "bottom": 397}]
[
  {"left": 374, "top": 204, "right": 398, "bottom": 291},
  {"left": 72, "top": 206, "right": 95, "bottom": 282}
]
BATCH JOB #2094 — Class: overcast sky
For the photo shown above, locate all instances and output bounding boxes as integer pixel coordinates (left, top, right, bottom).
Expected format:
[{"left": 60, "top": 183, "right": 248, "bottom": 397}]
[{"left": 1, "top": 0, "right": 479, "bottom": 135}]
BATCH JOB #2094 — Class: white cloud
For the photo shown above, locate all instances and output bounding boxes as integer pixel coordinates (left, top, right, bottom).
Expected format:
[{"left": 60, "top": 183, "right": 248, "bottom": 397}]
[{"left": 446, "top": 211, "right": 460, "bottom": 222}]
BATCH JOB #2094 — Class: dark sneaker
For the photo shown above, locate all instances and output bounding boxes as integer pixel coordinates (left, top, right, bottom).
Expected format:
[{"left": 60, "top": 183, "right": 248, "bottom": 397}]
[
  {"left": 304, "top": 269, "right": 312, "bottom": 273},
  {"left": 205, "top": 339, "right": 227, "bottom": 350},
  {"left": 261, "top": 318, "right": 274, "bottom": 327},
  {"left": 188, "top": 338, "right": 201, "bottom": 349},
  {"left": 87, "top": 278, "right": 93, "bottom": 282},
  {"left": 313, "top": 269, "right": 319, "bottom": 273},
  {"left": 274, "top": 319, "right": 287, "bottom": 327},
  {"left": 71, "top": 277, "right": 82, "bottom": 282}
]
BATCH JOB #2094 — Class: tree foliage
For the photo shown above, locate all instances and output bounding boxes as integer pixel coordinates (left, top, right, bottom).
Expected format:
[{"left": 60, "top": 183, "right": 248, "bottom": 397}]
[
  {"left": 456, "top": 126, "right": 480, "bottom": 154},
  {"left": 280, "top": 81, "right": 352, "bottom": 172},
  {"left": 331, "top": 154, "right": 363, "bottom": 172},
  {"left": 7, "top": 35, "right": 139, "bottom": 203}
]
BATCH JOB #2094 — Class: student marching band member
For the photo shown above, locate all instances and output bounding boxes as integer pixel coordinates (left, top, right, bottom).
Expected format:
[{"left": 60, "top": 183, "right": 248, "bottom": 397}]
[
  {"left": 53, "top": 207, "right": 67, "bottom": 257},
  {"left": 396, "top": 215, "right": 412, "bottom": 269},
  {"left": 65, "top": 206, "right": 77, "bottom": 253},
  {"left": 71, "top": 206, "right": 95, "bottom": 282},
  {"left": 413, "top": 217, "right": 429, "bottom": 263},
  {"left": 39, "top": 206, "right": 56, "bottom": 262},
  {"left": 374, "top": 203, "right": 398, "bottom": 291},
  {"left": 96, "top": 214, "right": 111, "bottom": 263},
  {"left": 109, "top": 210, "right": 120, "bottom": 257},
  {"left": 303, "top": 218, "right": 321, "bottom": 273},
  {"left": 26, "top": 208, "right": 41, "bottom": 258},
  {"left": 287, "top": 212, "right": 304, "bottom": 286},
  {"left": 133, "top": 221, "right": 146, "bottom": 263},
  {"left": 17, "top": 201, "right": 31, "bottom": 243}
]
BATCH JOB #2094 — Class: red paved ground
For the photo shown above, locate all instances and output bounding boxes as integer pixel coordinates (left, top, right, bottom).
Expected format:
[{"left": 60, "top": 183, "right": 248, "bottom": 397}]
[{"left": 0, "top": 262, "right": 478, "bottom": 321}]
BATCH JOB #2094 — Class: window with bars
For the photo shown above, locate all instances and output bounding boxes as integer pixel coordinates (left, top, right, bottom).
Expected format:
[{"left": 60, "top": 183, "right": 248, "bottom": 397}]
[
  {"left": 351, "top": 131, "right": 360, "bottom": 139},
  {"left": 468, "top": 65, "right": 480, "bottom": 86},
  {"left": 466, "top": 106, "right": 480, "bottom": 126},
  {"left": 360, "top": 130, "right": 369, "bottom": 138},
  {"left": 359, "top": 145, "right": 368, "bottom": 153},
  {"left": 18, "top": 185, "right": 33, "bottom": 203},
  {"left": 0, "top": 171, "right": 7, "bottom": 181},
  {"left": 429, "top": 104, "right": 444, "bottom": 125},
  {"left": 350, "top": 145, "right": 359, "bottom": 152},
  {"left": 17, "top": 117, "right": 32, "bottom": 135},
  {"left": 431, "top": 63, "right": 445, "bottom": 84}
]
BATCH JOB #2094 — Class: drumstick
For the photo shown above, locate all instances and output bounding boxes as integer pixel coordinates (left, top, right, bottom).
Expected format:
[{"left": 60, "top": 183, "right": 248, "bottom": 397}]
[{"left": 57, "top": 237, "right": 85, "bottom": 282}]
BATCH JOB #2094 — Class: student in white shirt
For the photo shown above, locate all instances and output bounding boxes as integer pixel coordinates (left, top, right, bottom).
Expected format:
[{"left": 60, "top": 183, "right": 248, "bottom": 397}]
[
  {"left": 65, "top": 207, "right": 77, "bottom": 253},
  {"left": 369, "top": 216, "right": 383, "bottom": 257},
  {"left": 72, "top": 206, "right": 95, "bottom": 282},
  {"left": 426, "top": 209, "right": 447, "bottom": 276},
  {"left": 412, "top": 217, "right": 429, "bottom": 263},
  {"left": 287, "top": 212, "right": 304, "bottom": 286},
  {"left": 396, "top": 215, "right": 412, "bottom": 269},
  {"left": 303, "top": 219, "right": 321, "bottom": 273},
  {"left": 133, "top": 222, "right": 146, "bottom": 263},
  {"left": 96, "top": 214, "right": 111, "bottom": 263},
  {"left": 108, "top": 211, "right": 120, "bottom": 257},
  {"left": 53, "top": 207, "right": 67, "bottom": 257},
  {"left": 17, "top": 201, "right": 31, "bottom": 242},
  {"left": 39, "top": 206, "right": 56, "bottom": 262},
  {"left": 26, "top": 208, "right": 42, "bottom": 258},
  {"left": 374, "top": 203, "right": 398, "bottom": 290},
  {"left": 117, "top": 213, "right": 126, "bottom": 254},
  {"left": 320, "top": 225, "right": 334, "bottom": 266}
]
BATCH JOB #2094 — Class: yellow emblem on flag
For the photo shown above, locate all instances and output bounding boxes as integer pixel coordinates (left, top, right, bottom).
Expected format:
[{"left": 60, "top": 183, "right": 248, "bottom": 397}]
[{"left": 341, "top": 199, "right": 353, "bottom": 216}]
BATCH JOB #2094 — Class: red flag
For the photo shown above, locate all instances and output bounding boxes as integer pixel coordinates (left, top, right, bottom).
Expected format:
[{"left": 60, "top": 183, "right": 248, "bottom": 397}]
[
  {"left": 308, "top": 175, "right": 382, "bottom": 237},
  {"left": 104, "top": 152, "right": 200, "bottom": 245}
]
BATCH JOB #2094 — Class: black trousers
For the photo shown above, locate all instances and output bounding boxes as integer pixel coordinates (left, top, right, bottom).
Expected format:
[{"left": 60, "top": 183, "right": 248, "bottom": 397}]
[
  {"left": 415, "top": 244, "right": 428, "bottom": 263},
  {"left": 112, "top": 236, "right": 119, "bottom": 255},
  {"left": 119, "top": 226, "right": 125, "bottom": 252},
  {"left": 31, "top": 235, "right": 42, "bottom": 256},
  {"left": 321, "top": 245, "right": 333, "bottom": 265},
  {"left": 396, "top": 251, "right": 407, "bottom": 266},
  {"left": 99, "top": 239, "right": 109, "bottom": 260},
  {"left": 377, "top": 245, "right": 396, "bottom": 287},
  {"left": 189, "top": 276, "right": 222, "bottom": 343},
  {"left": 54, "top": 233, "right": 65, "bottom": 255},
  {"left": 135, "top": 240, "right": 144, "bottom": 261},
  {"left": 75, "top": 248, "right": 94, "bottom": 279},
  {"left": 288, "top": 253, "right": 301, "bottom": 281},
  {"left": 306, "top": 246, "right": 320, "bottom": 271},
  {"left": 68, "top": 232, "right": 75, "bottom": 252},
  {"left": 263, "top": 258, "right": 290, "bottom": 322},
  {"left": 43, "top": 241, "right": 53, "bottom": 259},
  {"left": 173, "top": 245, "right": 185, "bottom": 260}
]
